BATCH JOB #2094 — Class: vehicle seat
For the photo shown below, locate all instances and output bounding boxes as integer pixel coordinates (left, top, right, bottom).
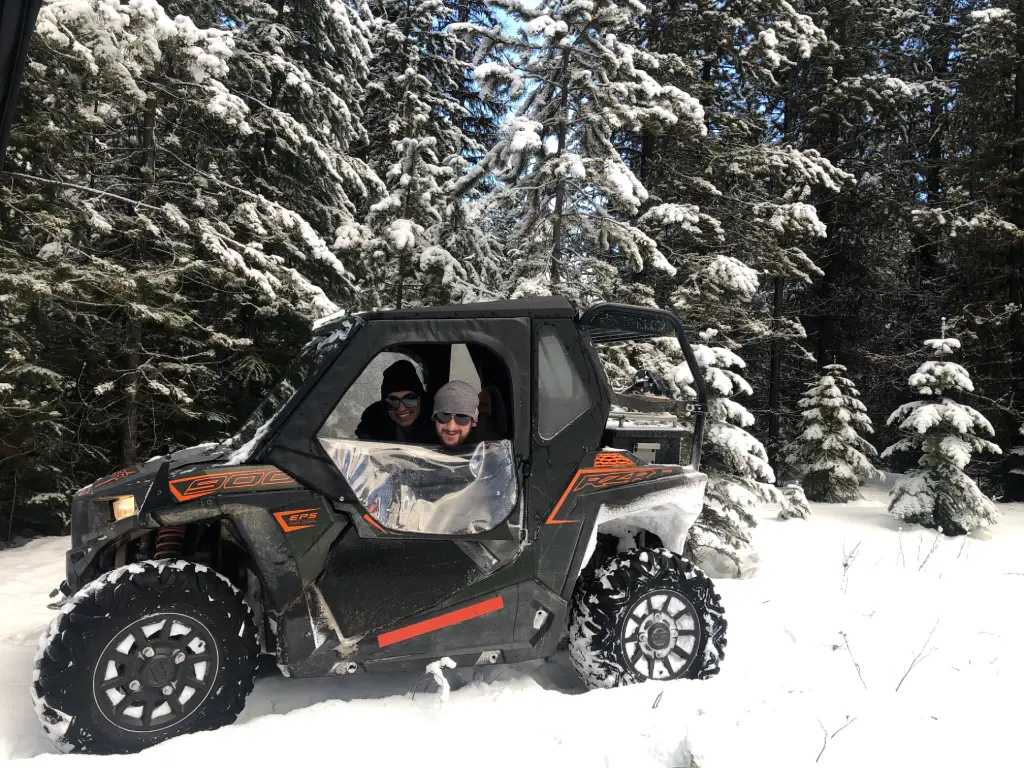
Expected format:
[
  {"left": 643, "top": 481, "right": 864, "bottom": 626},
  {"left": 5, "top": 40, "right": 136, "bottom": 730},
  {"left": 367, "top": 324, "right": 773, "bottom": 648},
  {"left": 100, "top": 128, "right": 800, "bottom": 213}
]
[{"left": 477, "top": 385, "right": 508, "bottom": 441}]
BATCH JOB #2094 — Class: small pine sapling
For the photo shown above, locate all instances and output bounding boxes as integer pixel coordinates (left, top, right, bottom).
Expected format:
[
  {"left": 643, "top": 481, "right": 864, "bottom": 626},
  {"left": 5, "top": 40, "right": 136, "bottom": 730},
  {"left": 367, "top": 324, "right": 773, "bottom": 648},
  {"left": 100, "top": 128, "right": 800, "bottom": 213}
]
[
  {"left": 786, "top": 364, "right": 883, "bottom": 502},
  {"left": 882, "top": 324, "right": 1002, "bottom": 535},
  {"left": 778, "top": 483, "right": 812, "bottom": 520},
  {"left": 676, "top": 341, "right": 780, "bottom": 572}
]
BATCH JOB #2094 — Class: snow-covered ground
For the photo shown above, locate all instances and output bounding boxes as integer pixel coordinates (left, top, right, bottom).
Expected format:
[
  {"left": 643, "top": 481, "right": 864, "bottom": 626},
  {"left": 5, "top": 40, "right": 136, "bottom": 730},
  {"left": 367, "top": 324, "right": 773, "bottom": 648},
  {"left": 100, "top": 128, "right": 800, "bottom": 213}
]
[{"left": 2, "top": 482, "right": 1022, "bottom": 767}]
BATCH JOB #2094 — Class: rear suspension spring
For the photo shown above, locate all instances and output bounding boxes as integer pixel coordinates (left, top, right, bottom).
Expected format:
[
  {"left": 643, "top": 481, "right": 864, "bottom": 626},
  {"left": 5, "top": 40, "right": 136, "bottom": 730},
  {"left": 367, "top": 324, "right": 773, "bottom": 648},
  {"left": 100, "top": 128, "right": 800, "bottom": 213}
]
[{"left": 153, "top": 526, "right": 187, "bottom": 560}]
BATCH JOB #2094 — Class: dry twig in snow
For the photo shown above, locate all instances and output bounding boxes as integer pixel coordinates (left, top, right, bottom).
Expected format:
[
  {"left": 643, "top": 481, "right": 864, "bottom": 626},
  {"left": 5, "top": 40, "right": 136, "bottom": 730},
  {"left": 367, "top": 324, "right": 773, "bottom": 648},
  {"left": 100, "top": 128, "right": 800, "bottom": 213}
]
[
  {"left": 840, "top": 631, "right": 867, "bottom": 689},
  {"left": 895, "top": 620, "right": 940, "bottom": 692},
  {"left": 842, "top": 540, "right": 861, "bottom": 593},
  {"left": 816, "top": 716, "right": 859, "bottom": 763},
  {"left": 957, "top": 536, "right": 969, "bottom": 560},
  {"left": 918, "top": 529, "right": 942, "bottom": 571}
]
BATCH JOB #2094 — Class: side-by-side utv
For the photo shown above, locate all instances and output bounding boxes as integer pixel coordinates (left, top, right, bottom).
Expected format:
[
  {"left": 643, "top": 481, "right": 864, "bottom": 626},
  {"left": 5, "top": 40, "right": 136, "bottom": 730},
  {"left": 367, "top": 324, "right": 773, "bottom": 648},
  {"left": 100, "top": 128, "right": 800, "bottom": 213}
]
[{"left": 29, "top": 298, "right": 728, "bottom": 754}]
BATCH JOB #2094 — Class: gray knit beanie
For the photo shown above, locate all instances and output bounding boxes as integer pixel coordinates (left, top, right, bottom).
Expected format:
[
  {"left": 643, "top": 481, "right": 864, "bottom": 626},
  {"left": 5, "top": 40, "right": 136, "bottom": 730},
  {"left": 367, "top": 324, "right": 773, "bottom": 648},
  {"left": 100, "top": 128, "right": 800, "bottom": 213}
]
[{"left": 432, "top": 380, "right": 479, "bottom": 420}]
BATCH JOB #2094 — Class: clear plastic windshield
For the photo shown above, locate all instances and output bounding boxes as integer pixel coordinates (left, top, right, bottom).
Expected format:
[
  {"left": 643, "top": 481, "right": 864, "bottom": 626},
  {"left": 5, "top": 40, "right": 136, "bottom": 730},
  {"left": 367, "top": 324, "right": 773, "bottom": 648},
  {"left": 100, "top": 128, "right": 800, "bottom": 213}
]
[{"left": 319, "top": 437, "right": 518, "bottom": 535}]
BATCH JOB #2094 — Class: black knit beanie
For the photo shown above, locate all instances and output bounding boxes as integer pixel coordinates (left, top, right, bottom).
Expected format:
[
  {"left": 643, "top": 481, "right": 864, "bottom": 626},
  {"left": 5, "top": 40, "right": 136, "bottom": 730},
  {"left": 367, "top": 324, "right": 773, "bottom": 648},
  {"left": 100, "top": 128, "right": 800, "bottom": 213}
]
[{"left": 380, "top": 360, "right": 425, "bottom": 399}]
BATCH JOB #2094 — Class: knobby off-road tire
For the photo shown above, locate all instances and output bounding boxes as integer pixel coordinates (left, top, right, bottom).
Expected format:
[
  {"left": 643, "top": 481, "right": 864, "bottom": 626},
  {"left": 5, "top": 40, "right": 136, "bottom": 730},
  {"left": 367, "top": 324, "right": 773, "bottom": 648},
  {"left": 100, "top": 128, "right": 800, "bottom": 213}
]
[
  {"left": 568, "top": 547, "right": 727, "bottom": 689},
  {"left": 32, "top": 560, "right": 259, "bottom": 754}
]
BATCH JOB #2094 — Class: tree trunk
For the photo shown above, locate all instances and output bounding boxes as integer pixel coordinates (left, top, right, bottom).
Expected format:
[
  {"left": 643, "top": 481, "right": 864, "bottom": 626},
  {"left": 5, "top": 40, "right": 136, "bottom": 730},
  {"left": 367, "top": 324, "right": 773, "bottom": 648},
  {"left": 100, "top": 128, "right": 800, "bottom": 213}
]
[
  {"left": 122, "top": 93, "right": 157, "bottom": 468},
  {"left": 549, "top": 47, "right": 572, "bottom": 286},
  {"left": 121, "top": 318, "right": 142, "bottom": 468},
  {"left": 915, "top": 2, "right": 953, "bottom": 341},
  {"left": 806, "top": 16, "right": 845, "bottom": 364},
  {"left": 395, "top": 0, "right": 417, "bottom": 311},
  {"left": 260, "top": 0, "right": 288, "bottom": 167},
  {"left": 768, "top": 276, "right": 784, "bottom": 475},
  {"left": 768, "top": 69, "right": 796, "bottom": 476}
]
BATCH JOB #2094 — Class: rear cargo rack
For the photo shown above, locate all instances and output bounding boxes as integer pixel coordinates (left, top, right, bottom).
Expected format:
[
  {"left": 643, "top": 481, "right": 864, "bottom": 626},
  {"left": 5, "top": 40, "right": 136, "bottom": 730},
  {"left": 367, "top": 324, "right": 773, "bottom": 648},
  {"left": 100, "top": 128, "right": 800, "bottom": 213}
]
[{"left": 607, "top": 411, "right": 678, "bottom": 427}]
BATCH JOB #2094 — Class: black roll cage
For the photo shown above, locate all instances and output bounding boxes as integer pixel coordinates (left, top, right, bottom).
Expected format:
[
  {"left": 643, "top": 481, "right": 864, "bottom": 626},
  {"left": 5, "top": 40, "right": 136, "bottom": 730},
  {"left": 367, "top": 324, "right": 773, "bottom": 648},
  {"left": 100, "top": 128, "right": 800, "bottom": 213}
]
[{"left": 578, "top": 303, "right": 709, "bottom": 470}]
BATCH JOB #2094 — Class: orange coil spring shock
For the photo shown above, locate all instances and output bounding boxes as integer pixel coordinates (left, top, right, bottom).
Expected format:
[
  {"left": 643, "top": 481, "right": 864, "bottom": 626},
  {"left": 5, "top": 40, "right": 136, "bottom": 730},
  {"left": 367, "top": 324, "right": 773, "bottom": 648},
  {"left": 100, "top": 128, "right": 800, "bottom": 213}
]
[{"left": 153, "top": 527, "right": 187, "bottom": 560}]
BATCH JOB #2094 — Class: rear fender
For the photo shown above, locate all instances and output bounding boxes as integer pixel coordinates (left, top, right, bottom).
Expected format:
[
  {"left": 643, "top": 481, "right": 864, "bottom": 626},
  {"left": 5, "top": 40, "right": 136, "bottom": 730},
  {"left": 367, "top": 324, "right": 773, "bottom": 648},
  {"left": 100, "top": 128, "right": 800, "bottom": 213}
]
[
  {"left": 555, "top": 468, "right": 707, "bottom": 601},
  {"left": 592, "top": 474, "right": 707, "bottom": 555}
]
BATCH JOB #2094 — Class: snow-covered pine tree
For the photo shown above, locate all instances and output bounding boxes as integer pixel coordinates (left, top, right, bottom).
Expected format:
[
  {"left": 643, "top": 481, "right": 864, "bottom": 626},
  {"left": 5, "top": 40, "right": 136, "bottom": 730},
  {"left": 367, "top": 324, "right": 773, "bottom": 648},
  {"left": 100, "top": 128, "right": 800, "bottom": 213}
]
[
  {"left": 882, "top": 331, "right": 1002, "bottom": 535},
  {"left": 600, "top": 0, "right": 855, "bottom": 563},
  {"left": 922, "top": 5, "right": 1024, "bottom": 499},
  {"left": 786, "top": 364, "right": 883, "bottom": 502},
  {"left": 195, "top": 0, "right": 381, "bottom": 306},
  {"left": 460, "top": 0, "right": 706, "bottom": 301},
  {"left": 666, "top": 337, "right": 778, "bottom": 574},
  {"left": 1, "top": 0, "right": 254, "bottom": 522},
  {"left": 597, "top": 258, "right": 779, "bottom": 572},
  {"left": 778, "top": 483, "right": 812, "bottom": 520},
  {"left": 0, "top": 0, "right": 379, "bottom": 529},
  {"left": 447, "top": 0, "right": 508, "bottom": 171},
  {"left": 363, "top": 0, "right": 471, "bottom": 172},
  {"left": 341, "top": 0, "right": 502, "bottom": 308}
]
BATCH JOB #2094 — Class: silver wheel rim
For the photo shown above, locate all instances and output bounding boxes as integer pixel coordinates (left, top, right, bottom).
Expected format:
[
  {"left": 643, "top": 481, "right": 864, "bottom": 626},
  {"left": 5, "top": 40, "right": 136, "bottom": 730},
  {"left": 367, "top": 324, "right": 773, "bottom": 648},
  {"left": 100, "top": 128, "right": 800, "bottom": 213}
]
[
  {"left": 620, "top": 589, "right": 700, "bottom": 680},
  {"left": 92, "top": 612, "right": 220, "bottom": 733}
]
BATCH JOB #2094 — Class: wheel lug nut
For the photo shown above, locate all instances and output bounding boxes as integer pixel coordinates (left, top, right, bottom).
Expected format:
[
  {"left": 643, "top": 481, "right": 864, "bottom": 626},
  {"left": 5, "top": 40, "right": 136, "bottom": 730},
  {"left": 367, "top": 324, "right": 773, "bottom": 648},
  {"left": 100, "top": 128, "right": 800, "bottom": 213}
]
[
  {"left": 173, "top": 652, "right": 186, "bottom": 664},
  {"left": 129, "top": 680, "right": 141, "bottom": 692},
  {"left": 161, "top": 685, "right": 174, "bottom": 696},
  {"left": 141, "top": 647, "right": 155, "bottom": 658}
]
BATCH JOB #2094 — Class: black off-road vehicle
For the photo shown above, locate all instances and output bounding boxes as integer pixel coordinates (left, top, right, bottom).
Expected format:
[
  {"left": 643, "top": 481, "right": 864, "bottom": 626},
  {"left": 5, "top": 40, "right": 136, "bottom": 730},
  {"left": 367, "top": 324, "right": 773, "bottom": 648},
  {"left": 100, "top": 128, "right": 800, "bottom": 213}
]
[
  {"left": 31, "top": 299, "right": 727, "bottom": 754},
  {"left": 1, "top": 11, "right": 725, "bottom": 757}
]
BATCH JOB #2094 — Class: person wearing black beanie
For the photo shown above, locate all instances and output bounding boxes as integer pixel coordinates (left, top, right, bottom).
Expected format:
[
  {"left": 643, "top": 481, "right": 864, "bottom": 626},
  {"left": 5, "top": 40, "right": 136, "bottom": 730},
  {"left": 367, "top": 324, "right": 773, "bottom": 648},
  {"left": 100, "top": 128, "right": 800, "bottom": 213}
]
[
  {"left": 355, "top": 359, "right": 434, "bottom": 443},
  {"left": 379, "top": 360, "right": 424, "bottom": 400}
]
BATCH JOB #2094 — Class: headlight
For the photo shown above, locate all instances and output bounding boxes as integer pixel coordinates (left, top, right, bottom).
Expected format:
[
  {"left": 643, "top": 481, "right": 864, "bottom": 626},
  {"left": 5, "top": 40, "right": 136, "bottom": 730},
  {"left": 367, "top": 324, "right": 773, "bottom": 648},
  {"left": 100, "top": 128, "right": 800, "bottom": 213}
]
[{"left": 111, "top": 495, "right": 136, "bottom": 521}]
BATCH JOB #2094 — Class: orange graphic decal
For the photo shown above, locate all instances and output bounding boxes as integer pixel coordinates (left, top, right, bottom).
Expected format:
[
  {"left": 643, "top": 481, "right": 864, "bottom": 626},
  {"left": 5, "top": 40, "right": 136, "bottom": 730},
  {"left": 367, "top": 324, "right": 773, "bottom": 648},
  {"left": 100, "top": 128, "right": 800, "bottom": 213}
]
[
  {"left": 378, "top": 597, "right": 505, "bottom": 648},
  {"left": 573, "top": 468, "right": 660, "bottom": 491},
  {"left": 274, "top": 508, "right": 320, "bottom": 532},
  {"left": 593, "top": 452, "right": 637, "bottom": 468},
  {"left": 169, "top": 468, "right": 296, "bottom": 502},
  {"left": 545, "top": 466, "right": 674, "bottom": 525},
  {"left": 363, "top": 512, "right": 388, "bottom": 533},
  {"left": 94, "top": 468, "right": 136, "bottom": 489}
]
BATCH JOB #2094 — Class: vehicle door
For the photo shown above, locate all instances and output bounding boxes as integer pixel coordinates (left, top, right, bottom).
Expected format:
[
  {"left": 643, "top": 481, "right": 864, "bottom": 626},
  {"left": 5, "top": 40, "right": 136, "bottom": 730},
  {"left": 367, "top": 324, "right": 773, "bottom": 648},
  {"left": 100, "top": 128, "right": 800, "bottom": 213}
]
[{"left": 265, "top": 317, "right": 531, "bottom": 656}]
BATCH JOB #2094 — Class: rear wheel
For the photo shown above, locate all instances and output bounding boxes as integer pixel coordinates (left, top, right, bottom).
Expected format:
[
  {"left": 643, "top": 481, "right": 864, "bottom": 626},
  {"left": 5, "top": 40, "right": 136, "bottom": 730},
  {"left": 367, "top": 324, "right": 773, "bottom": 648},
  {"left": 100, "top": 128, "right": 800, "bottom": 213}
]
[
  {"left": 32, "top": 560, "right": 259, "bottom": 754},
  {"left": 567, "top": 547, "right": 726, "bottom": 689}
]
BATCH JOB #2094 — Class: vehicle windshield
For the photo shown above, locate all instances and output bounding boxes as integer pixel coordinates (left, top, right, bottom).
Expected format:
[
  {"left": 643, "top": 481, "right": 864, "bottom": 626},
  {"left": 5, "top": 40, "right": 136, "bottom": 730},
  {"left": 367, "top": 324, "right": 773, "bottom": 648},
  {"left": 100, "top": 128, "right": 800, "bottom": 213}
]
[{"left": 223, "top": 316, "right": 361, "bottom": 456}]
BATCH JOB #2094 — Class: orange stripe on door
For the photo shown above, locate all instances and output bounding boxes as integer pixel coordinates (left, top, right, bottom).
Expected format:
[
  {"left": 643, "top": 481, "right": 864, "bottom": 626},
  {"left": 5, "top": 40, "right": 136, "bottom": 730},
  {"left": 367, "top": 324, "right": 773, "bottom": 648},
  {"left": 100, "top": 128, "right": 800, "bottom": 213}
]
[
  {"left": 377, "top": 596, "right": 505, "bottom": 648},
  {"left": 363, "top": 513, "right": 387, "bottom": 533}
]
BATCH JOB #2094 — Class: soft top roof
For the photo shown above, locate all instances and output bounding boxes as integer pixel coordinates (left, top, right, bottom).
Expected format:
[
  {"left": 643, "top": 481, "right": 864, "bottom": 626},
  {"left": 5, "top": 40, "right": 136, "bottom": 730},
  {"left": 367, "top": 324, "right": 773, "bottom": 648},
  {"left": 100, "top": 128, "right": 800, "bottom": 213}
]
[{"left": 358, "top": 296, "right": 576, "bottom": 322}]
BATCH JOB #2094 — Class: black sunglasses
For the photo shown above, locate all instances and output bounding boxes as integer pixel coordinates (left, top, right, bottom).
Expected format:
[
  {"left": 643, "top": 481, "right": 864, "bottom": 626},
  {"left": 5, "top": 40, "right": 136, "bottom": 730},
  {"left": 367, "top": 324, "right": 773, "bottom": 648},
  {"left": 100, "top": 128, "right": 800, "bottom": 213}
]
[
  {"left": 385, "top": 393, "right": 420, "bottom": 410},
  {"left": 433, "top": 412, "right": 473, "bottom": 427}
]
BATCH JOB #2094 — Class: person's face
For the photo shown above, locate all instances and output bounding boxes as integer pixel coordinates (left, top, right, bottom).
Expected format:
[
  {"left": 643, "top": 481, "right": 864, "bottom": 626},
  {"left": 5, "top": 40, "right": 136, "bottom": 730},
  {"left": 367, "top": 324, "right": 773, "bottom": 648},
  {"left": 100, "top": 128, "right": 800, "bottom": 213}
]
[
  {"left": 385, "top": 390, "right": 421, "bottom": 428},
  {"left": 434, "top": 411, "right": 476, "bottom": 447}
]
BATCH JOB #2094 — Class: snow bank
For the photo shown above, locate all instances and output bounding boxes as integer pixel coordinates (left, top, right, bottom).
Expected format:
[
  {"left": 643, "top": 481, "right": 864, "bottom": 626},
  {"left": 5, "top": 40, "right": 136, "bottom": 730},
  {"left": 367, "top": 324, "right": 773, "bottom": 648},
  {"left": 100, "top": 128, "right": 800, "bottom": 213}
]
[
  {"left": 2, "top": 486, "right": 1023, "bottom": 767},
  {"left": 0, "top": 538, "right": 67, "bottom": 647}
]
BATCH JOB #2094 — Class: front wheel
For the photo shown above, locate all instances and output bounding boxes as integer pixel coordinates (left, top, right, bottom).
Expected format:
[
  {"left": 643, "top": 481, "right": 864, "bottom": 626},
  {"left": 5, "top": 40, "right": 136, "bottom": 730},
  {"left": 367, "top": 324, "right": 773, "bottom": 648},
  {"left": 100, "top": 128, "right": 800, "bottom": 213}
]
[
  {"left": 32, "top": 560, "right": 259, "bottom": 754},
  {"left": 568, "top": 547, "right": 727, "bottom": 689}
]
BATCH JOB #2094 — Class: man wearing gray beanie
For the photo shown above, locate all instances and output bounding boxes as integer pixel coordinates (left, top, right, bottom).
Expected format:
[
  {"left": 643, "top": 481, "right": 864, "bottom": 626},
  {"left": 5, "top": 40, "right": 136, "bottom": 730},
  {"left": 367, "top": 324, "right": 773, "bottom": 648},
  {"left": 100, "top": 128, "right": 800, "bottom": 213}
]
[{"left": 432, "top": 380, "right": 480, "bottom": 449}]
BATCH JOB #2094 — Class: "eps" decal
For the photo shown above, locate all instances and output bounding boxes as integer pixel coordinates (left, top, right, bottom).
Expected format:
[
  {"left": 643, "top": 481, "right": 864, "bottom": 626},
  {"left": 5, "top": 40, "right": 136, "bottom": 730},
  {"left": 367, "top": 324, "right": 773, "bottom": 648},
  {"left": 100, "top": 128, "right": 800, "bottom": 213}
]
[{"left": 274, "top": 508, "right": 320, "bottom": 532}]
